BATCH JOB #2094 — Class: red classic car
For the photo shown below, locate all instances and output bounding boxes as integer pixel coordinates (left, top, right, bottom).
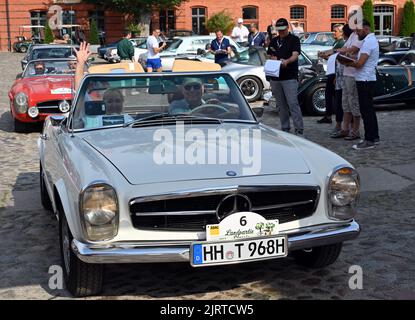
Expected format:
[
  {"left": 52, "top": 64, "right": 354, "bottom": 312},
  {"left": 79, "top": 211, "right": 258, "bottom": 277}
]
[{"left": 9, "top": 59, "right": 75, "bottom": 132}]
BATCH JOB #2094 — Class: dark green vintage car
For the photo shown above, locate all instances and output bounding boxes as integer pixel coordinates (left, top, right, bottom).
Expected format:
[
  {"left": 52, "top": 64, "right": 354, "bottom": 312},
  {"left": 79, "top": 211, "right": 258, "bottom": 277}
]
[{"left": 267, "top": 63, "right": 415, "bottom": 116}]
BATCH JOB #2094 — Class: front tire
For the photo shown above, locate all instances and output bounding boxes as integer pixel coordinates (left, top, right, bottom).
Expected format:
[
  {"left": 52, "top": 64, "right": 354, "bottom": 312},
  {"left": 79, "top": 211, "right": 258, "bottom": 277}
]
[
  {"left": 59, "top": 209, "right": 104, "bottom": 297},
  {"left": 292, "top": 243, "right": 343, "bottom": 268},
  {"left": 14, "top": 118, "right": 28, "bottom": 133},
  {"left": 237, "top": 76, "right": 263, "bottom": 102},
  {"left": 305, "top": 82, "right": 327, "bottom": 116},
  {"left": 19, "top": 46, "right": 28, "bottom": 53},
  {"left": 39, "top": 163, "right": 53, "bottom": 211}
]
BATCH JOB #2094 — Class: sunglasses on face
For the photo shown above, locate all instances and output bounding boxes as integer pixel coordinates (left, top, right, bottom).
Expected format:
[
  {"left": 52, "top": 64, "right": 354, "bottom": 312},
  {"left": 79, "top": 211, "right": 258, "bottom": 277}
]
[{"left": 184, "top": 84, "right": 202, "bottom": 91}]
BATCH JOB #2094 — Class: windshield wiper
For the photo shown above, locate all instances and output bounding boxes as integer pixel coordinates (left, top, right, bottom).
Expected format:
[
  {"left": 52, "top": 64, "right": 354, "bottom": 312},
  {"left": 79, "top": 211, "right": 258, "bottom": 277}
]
[{"left": 123, "top": 113, "right": 223, "bottom": 127}]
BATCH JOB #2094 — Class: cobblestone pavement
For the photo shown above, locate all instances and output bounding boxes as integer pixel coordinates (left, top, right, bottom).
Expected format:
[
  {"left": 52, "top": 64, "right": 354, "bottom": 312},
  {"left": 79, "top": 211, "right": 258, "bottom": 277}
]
[{"left": 0, "top": 52, "right": 414, "bottom": 300}]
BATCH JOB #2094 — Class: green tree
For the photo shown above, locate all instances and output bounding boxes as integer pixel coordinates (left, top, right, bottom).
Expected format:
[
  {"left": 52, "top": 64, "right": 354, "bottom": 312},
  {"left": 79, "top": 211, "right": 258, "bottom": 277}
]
[
  {"left": 400, "top": 0, "right": 415, "bottom": 36},
  {"left": 205, "top": 11, "right": 234, "bottom": 35},
  {"left": 85, "top": 0, "right": 187, "bottom": 35},
  {"left": 362, "top": 0, "right": 375, "bottom": 32},
  {"left": 44, "top": 22, "right": 54, "bottom": 44},
  {"left": 89, "top": 19, "right": 100, "bottom": 44}
]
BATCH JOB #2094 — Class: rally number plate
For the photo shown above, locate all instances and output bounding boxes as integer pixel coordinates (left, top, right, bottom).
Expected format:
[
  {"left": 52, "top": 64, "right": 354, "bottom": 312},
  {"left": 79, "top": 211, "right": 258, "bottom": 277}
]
[{"left": 190, "top": 235, "right": 287, "bottom": 267}]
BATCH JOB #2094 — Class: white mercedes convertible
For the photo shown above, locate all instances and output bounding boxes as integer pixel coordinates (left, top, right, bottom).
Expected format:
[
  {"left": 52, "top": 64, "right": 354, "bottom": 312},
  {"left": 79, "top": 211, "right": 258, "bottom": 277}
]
[{"left": 39, "top": 61, "right": 360, "bottom": 297}]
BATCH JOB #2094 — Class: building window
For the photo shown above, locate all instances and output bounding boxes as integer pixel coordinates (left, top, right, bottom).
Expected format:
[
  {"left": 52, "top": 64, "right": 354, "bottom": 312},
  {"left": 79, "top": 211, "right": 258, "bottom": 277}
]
[
  {"left": 290, "top": 6, "right": 305, "bottom": 20},
  {"left": 242, "top": 6, "right": 258, "bottom": 28},
  {"left": 374, "top": 5, "right": 394, "bottom": 36},
  {"left": 331, "top": 5, "right": 346, "bottom": 19},
  {"left": 290, "top": 6, "right": 306, "bottom": 31},
  {"left": 159, "top": 9, "right": 175, "bottom": 33},
  {"left": 89, "top": 11, "right": 105, "bottom": 32},
  {"left": 30, "top": 11, "right": 46, "bottom": 41},
  {"left": 30, "top": 11, "right": 46, "bottom": 26},
  {"left": 192, "top": 7, "right": 207, "bottom": 35},
  {"left": 62, "top": 10, "right": 76, "bottom": 25}
]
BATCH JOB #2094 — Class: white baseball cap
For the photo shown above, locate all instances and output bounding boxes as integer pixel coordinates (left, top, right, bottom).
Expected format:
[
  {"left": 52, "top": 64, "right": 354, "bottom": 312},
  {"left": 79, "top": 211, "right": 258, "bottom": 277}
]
[{"left": 238, "top": 18, "right": 244, "bottom": 23}]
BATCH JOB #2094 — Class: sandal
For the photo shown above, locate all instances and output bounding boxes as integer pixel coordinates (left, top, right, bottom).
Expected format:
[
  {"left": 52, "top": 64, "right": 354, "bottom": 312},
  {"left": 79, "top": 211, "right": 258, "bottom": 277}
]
[
  {"left": 330, "top": 130, "right": 349, "bottom": 138},
  {"left": 344, "top": 132, "right": 361, "bottom": 140}
]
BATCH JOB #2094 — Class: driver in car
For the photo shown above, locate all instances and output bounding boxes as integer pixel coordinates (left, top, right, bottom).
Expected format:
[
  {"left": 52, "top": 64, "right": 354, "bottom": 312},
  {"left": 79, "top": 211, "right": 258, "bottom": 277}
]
[
  {"left": 169, "top": 78, "right": 236, "bottom": 117},
  {"left": 34, "top": 61, "right": 45, "bottom": 75}
]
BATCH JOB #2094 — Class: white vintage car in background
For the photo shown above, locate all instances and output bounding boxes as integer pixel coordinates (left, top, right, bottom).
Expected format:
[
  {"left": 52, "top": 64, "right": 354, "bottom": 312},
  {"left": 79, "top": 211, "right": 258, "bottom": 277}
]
[{"left": 39, "top": 62, "right": 360, "bottom": 297}]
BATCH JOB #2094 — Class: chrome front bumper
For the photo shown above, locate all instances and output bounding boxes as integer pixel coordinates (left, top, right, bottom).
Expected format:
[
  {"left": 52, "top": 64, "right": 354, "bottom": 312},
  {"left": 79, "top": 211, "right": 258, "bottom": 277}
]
[{"left": 72, "top": 220, "right": 360, "bottom": 264}]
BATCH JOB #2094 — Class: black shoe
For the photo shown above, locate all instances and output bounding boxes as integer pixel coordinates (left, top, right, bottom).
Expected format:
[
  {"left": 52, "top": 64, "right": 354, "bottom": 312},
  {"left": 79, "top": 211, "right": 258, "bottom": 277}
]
[{"left": 317, "top": 117, "right": 332, "bottom": 124}]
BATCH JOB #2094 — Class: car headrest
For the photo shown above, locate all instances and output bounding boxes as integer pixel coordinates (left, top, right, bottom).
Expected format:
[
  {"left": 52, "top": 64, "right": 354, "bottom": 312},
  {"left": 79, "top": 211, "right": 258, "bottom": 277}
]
[
  {"left": 85, "top": 100, "right": 106, "bottom": 116},
  {"left": 148, "top": 82, "right": 178, "bottom": 94}
]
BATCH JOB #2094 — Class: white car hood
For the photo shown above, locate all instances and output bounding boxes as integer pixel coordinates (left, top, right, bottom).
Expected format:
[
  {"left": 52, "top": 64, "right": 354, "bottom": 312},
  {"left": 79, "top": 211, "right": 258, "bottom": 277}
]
[{"left": 81, "top": 124, "right": 310, "bottom": 185}]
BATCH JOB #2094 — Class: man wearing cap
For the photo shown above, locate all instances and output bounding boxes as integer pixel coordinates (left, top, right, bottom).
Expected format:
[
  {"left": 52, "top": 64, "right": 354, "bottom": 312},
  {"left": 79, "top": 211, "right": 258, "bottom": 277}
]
[
  {"left": 232, "top": 18, "right": 249, "bottom": 46},
  {"left": 291, "top": 21, "right": 304, "bottom": 36},
  {"left": 169, "top": 78, "right": 206, "bottom": 114},
  {"left": 267, "top": 18, "right": 304, "bottom": 135}
]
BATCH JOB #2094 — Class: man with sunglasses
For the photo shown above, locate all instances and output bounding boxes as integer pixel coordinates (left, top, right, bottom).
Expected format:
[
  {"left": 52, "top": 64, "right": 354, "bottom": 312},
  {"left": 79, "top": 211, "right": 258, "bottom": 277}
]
[{"left": 169, "top": 78, "right": 205, "bottom": 114}]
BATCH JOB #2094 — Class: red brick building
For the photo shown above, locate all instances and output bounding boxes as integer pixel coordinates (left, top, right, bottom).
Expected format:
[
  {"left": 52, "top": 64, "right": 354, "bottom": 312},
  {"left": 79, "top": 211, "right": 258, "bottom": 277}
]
[
  {"left": 0, "top": 0, "right": 411, "bottom": 52},
  {"left": 154, "top": 0, "right": 409, "bottom": 36},
  {"left": 0, "top": 0, "right": 125, "bottom": 52}
]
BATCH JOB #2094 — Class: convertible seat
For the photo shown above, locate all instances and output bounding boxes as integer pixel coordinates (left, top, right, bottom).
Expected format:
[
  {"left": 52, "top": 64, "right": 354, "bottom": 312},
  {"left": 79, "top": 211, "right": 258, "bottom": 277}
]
[
  {"left": 88, "top": 62, "right": 144, "bottom": 74},
  {"left": 172, "top": 60, "right": 221, "bottom": 72}
]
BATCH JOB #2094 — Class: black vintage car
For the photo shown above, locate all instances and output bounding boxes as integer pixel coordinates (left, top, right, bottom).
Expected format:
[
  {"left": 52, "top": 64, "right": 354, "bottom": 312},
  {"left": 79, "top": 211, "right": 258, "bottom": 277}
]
[{"left": 266, "top": 62, "right": 415, "bottom": 115}]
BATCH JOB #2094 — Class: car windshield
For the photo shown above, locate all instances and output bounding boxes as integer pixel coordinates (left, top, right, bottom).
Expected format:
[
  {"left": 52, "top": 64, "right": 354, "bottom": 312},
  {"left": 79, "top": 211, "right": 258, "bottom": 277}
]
[
  {"left": 23, "top": 60, "right": 77, "bottom": 77},
  {"left": 30, "top": 47, "right": 77, "bottom": 60},
  {"left": 163, "top": 39, "right": 183, "bottom": 52},
  {"left": 231, "top": 48, "right": 264, "bottom": 66},
  {"left": 72, "top": 73, "right": 256, "bottom": 130},
  {"left": 299, "top": 33, "right": 311, "bottom": 43}
]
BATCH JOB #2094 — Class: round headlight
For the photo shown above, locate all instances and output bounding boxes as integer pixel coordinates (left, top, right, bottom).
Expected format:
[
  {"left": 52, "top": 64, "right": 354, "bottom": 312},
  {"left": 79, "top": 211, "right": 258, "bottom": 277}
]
[
  {"left": 328, "top": 167, "right": 360, "bottom": 220},
  {"left": 28, "top": 106, "right": 39, "bottom": 118},
  {"left": 81, "top": 184, "right": 119, "bottom": 241},
  {"left": 59, "top": 100, "right": 70, "bottom": 113},
  {"left": 14, "top": 92, "right": 28, "bottom": 113}
]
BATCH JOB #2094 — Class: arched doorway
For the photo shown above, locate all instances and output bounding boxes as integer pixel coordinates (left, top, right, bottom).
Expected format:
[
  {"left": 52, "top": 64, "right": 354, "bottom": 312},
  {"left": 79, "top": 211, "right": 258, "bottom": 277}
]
[{"left": 374, "top": 5, "right": 394, "bottom": 35}]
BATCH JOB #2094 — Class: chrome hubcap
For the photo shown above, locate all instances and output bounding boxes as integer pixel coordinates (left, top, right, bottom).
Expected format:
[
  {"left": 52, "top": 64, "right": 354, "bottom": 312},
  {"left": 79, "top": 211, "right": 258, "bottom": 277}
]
[
  {"left": 240, "top": 79, "right": 259, "bottom": 100},
  {"left": 312, "top": 88, "right": 326, "bottom": 113}
]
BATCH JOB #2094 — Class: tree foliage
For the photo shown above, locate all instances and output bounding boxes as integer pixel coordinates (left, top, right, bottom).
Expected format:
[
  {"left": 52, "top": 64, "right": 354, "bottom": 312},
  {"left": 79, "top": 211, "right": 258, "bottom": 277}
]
[
  {"left": 44, "top": 22, "right": 54, "bottom": 44},
  {"left": 89, "top": 19, "right": 100, "bottom": 45},
  {"left": 362, "top": 0, "right": 375, "bottom": 32},
  {"left": 400, "top": 0, "right": 415, "bottom": 36},
  {"left": 205, "top": 11, "right": 234, "bottom": 35},
  {"left": 85, "top": 0, "right": 187, "bottom": 20}
]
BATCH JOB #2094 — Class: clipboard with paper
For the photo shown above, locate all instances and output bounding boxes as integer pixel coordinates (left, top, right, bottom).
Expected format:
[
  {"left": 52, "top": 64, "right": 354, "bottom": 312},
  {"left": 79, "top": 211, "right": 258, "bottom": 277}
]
[{"left": 264, "top": 60, "right": 282, "bottom": 78}]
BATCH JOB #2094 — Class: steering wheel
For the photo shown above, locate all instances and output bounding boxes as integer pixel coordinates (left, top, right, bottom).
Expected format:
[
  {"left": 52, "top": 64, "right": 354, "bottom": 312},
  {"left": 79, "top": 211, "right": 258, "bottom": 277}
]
[{"left": 189, "top": 103, "right": 229, "bottom": 117}]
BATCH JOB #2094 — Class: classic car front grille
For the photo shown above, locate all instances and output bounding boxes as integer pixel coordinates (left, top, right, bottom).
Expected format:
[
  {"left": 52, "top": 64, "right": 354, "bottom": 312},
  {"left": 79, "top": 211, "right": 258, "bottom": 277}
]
[
  {"left": 130, "top": 186, "right": 320, "bottom": 231},
  {"left": 37, "top": 100, "right": 72, "bottom": 113}
]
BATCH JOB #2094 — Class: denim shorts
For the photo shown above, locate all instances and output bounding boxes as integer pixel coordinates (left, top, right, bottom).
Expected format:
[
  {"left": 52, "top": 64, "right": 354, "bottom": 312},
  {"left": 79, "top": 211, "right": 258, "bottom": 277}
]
[{"left": 146, "top": 58, "right": 162, "bottom": 70}]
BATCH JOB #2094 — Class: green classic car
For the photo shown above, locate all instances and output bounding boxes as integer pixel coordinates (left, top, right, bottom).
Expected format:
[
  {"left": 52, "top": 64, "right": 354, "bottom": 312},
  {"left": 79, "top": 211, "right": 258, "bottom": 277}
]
[{"left": 267, "top": 62, "right": 415, "bottom": 116}]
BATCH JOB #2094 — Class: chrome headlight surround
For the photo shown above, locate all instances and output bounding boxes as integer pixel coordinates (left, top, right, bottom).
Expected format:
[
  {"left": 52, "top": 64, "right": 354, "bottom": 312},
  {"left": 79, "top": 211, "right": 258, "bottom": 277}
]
[
  {"left": 79, "top": 182, "right": 119, "bottom": 241},
  {"left": 327, "top": 166, "right": 360, "bottom": 221},
  {"left": 13, "top": 92, "right": 28, "bottom": 114}
]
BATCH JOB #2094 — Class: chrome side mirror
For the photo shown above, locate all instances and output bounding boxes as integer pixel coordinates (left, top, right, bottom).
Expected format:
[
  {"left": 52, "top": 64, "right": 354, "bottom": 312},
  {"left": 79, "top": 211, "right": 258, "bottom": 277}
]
[{"left": 252, "top": 106, "right": 264, "bottom": 118}]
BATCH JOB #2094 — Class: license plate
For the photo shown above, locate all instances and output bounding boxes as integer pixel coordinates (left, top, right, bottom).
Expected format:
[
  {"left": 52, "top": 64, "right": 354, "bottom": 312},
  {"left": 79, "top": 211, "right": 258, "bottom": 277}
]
[{"left": 190, "top": 235, "right": 287, "bottom": 267}]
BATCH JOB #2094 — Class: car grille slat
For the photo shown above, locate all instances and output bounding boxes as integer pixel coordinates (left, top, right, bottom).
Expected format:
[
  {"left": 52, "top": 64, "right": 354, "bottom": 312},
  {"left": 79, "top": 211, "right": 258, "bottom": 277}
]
[
  {"left": 130, "top": 186, "right": 320, "bottom": 231},
  {"left": 37, "top": 100, "right": 72, "bottom": 113}
]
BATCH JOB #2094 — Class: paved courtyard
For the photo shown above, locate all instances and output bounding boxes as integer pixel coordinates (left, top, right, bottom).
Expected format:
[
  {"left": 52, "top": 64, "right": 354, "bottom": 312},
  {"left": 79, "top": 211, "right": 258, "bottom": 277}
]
[{"left": 0, "top": 52, "right": 414, "bottom": 300}]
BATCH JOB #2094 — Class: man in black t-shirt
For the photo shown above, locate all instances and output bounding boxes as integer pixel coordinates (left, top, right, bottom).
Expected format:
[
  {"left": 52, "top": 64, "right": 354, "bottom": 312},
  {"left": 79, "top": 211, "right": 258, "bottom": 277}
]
[{"left": 267, "top": 18, "right": 304, "bottom": 135}]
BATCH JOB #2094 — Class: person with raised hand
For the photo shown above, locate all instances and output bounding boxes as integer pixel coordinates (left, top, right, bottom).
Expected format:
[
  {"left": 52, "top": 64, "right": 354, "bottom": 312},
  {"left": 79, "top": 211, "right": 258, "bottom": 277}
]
[{"left": 73, "top": 41, "right": 92, "bottom": 91}]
